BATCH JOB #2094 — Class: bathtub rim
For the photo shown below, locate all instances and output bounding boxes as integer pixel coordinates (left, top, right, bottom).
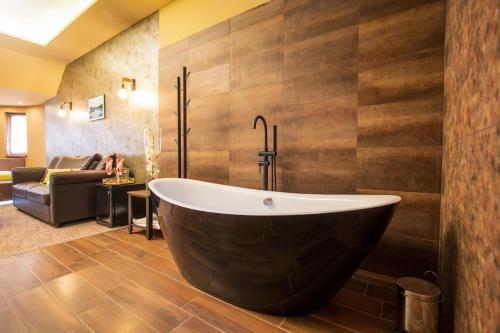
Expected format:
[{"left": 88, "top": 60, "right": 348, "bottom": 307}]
[{"left": 149, "top": 178, "right": 401, "bottom": 217}]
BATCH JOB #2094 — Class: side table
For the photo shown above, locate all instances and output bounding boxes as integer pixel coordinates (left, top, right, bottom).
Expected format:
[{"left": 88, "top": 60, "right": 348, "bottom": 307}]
[
  {"left": 127, "top": 190, "right": 154, "bottom": 240},
  {"left": 96, "top": 183, "right": 146, "bottom": 228}
]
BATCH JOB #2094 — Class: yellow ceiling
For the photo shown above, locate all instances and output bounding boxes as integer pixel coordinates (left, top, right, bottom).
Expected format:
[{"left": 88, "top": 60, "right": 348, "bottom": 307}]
[{"left": 0, "top": 0, "right": 173, "bottom": 106}]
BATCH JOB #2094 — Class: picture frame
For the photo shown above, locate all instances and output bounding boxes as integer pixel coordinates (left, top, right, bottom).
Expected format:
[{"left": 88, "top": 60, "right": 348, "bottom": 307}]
[{"left": 88, "top": 95, "right": 105, "bottom": 121}]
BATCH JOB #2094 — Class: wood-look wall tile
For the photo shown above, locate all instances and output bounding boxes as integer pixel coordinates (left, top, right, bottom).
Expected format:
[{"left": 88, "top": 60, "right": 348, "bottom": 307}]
[
  {"left": 358, "top": 50, "right": 443, "bottom": 106},
  {"left": 189, "top": 64, "right": 230, "bottom": 98},
  {"left": 231, "top": 48, "right": 283, "bottom": 90},
  {"left": 358, "top": 98, "right": 443, "bottom": 147},
  {"left": 231, "top": 0, "right": 284, "bottom": 32},
  {"left": 361, "top": 234, "right": 438, "bottom": 277},
  {"left": 357, "top": 189, "right": 440, "bottom": 240},
  {"left": 231, "top": 15, "right": 283, "bottom": 59},
  {"left": 359, "top": 0, "right": 439, "bottom": 23},
  {"left": 357, "top": 147, "right": 441, "bottom": 193},
  {"left": 359, "top": 1, "right": 445, "bottom": 67},
  {"left": 284, "top": 0, "right": 359, "bottom": 46},
  {"left": 284, "top": 26, "right": 358, "bottom": 81},
  {"left": 283, "top": 67, "right": 357, "bottom": 113},
  {"left": 189, "top": 20, "right": 229, "bottom": 49},
  {"left": 188, "top": 35, "right": 230, "bottom": 73},
  {"left": 187, "top": 151, "right": 229, "bottom": 184},
  {"left": 188, "top": 93, "right": 230, "bottom": 151},
  {"left": 159, "top": 39, "right": 189, "bottom": 60},
  {"left": 159, "top": 152, "right": 178, "bottom": 178}
]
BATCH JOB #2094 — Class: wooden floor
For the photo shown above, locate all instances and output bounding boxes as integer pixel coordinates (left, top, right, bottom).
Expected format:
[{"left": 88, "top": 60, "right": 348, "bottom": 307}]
[{"left": 0, "top": 228, "right": 397, "bottom": 333}]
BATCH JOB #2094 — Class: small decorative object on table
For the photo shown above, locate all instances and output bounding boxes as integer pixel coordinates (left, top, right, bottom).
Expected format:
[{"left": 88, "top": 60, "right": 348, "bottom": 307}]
[
  {"left": 102, "top": 155, "right": 135, "bottom": 184},
  {"left": 144, "top": 126, "right": 161, "bottom": 189}
]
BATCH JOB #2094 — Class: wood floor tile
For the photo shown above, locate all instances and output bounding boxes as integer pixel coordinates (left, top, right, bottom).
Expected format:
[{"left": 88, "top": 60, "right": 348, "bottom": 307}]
[
  {"left": 282, "top": 315, "right": 355, "bottom": 333},
  {"left": 75, "top": 262, "right": 129, "bottom": 292},
  {"left": 86, "top": 233, "right": 120, "bottom": 247},
  {"left": 45, "top": 273, "right": 109, "bottom": 314},
  {"left": 69, "top": 324, "right": 93, "bottom": 333},
  {"left": 90, "top": 250, "right": 144, "bottom": 275},
  {"left": 106, "top": 230, "right": 173, "bottom": 259},
  {"left": 0, "top": 261, "right": 41, "bottom": 297},
  {"left": 142, "top": 256, "right": 186, "bottom": 283},
  {"left": 314, "top": 303, "right": 394, "bottom": 333},
  {"left": 107, "top": 241, "right": 157, "bottom": 263},
  {"left": 107, "top": 283, "right": 191, "bottom": 332},
  {"left": 43, "top": 243, "right": 88, "bottom": 268},
  {"left": 332, "top": 288, "right": 382, "bottom": 317},
  {"left": 10, "top": 287, "right": 80, "bottom": 333},
  {"left": 79, "top": 300, "right": 155, "bottom": 333},
  {"left": 127, "top": 268, "right": 200, "bottom": 307},
  {"left": 67, "top": 238, "right": 106, "bottom": 255},
  {"left": 19, "top": 250, "right": 70, "bottom": 282},
  {"left": 0, "top": 306, "right": 29, "bottom": 332},
  {"left": 184, "top": 294, "right": 286, "bottom": 333},
  {"left": 171, "top": 317, "right": 221, "bottom": 333}
]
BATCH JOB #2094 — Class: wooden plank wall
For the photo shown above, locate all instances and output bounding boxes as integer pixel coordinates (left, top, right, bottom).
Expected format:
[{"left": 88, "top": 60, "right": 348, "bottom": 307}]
[{"left": 158, "top": 0, "right": 445, "bottom": 278}]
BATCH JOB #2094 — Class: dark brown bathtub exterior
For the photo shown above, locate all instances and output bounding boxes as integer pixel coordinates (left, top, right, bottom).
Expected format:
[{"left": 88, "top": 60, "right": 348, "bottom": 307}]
[{"left": 152, "top": 193, "right": 398, "bottom": 315}]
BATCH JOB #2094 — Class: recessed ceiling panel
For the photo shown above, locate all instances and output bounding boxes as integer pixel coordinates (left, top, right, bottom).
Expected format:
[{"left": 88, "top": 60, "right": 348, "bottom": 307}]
[{"left": 0, "top": 0, "right": 96, "bottom": 46}]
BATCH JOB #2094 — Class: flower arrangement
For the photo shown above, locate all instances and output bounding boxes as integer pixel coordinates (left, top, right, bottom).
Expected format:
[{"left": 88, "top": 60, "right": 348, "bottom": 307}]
[{"left": 144, "top": 126, "right": 161, "bottom": 187}]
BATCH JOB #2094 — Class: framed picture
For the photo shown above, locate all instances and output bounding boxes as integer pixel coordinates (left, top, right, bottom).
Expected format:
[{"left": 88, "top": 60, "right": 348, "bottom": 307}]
[{"left": 88, "top": 95, "right": 105, "bottom": 121}]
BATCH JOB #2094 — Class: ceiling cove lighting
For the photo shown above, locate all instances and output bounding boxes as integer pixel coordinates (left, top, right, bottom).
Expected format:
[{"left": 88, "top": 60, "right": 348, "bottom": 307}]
[
  {"left": 0, "top": 0, "right": 96, "bottom": 46},
  {"left": 118, "top": 77, "right": 136, "bottom": 100}
]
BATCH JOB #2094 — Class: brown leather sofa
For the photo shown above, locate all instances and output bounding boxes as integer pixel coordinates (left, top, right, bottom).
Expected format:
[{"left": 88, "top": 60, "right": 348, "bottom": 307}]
[{"left": 11, "top": 155, "right": 114, "bottom": 227}]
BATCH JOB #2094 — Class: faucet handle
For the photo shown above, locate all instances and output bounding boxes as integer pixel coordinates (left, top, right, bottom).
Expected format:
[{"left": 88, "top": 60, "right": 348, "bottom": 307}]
[{"left": 257, "top": 160, "right": 264, "bottom": 174}]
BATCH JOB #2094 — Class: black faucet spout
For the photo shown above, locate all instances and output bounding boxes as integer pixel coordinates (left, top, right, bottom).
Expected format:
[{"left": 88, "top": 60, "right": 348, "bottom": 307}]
[{"left": 253, "top": 115, "right": 268, "bottom": 151}]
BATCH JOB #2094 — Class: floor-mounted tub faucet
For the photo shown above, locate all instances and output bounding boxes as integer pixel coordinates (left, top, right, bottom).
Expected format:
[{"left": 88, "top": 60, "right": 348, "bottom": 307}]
[{"left": 252, "top": 115, "right": 277, "bottom": 191}]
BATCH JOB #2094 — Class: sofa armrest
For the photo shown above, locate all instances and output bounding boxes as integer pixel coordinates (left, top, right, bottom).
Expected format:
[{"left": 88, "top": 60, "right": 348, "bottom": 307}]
[
  {"left": 50, "top": 170, "right": 107, "bottom": 186},
  {"left": 12, "top": 167, "right": 46, "bottom": 184}
]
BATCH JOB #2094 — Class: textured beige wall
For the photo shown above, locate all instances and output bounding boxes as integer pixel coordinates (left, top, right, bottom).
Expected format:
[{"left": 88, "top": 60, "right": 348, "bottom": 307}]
[
  {"left": 0, "top": 105, "right": 46, "bottom": 167},
  {"left": 45, "top": 13, "right": 159, "bottom": 181}
]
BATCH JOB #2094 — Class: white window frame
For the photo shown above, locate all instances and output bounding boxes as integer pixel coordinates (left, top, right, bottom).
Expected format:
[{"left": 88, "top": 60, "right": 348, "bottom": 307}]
[{"left": 5, "top": 112, "right": 28, "bottom": 157}]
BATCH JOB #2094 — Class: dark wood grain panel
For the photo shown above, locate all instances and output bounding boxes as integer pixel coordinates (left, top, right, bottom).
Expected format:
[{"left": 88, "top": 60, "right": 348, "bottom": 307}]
[
  {"left": 358, "top": 50, "right": 443, "bottom": 106},
  {"left": 231, "top": 0, "right": 283, "bottom": 32},
  {"left": 357, "top": 189, "right": 440, "bottom": 240},
  {"left": 187, "top": 151, "right": 229, "bottom": 184},
  {"left": 188, "top": 93, "right": 230, "bottom": 151},
  {"left": 362, "top": 234, "right": 438, "bottom": 277},
  {"left": 359, "top": 1, "right": 445, "bottom": 67},
  {"left": 359, "top": 0, "right": 439, "bottom": 23},
  {"left": 190, "top": 63, "right": 230, "bottom": 98},
  {"left": 231, "top": 47, "right": 283, "bottom": 90},
  {"left": 358, "top": 98, "right": 443, "bottom": 147},
  {"left": 284, "top": 26, "right": 358, "bottom": 81},
  {"left": 283, "top": 0, "right": 359, "bottom": 45},
  {"left": 231, "top": 15, "right": 283, "bottom": 58},
  {"left": 357, "top": 147, "right": 441, "bottom": 193},
  {"left": 188, "top": 35, "right": 230, "bottom": 73},
  {"left": 189, "top": 20, "right": 229, "bottom": 48}
]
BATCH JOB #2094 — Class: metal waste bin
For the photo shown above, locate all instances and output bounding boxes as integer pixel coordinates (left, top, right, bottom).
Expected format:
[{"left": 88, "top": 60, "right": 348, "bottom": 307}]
[{"left": 396, "top": 277, "right": 441, "bottom": 333}]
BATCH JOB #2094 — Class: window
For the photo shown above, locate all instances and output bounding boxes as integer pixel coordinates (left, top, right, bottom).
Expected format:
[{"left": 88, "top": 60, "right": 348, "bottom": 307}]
[{"left": 6, "top": 113, "right": 27, "bottom": 156}]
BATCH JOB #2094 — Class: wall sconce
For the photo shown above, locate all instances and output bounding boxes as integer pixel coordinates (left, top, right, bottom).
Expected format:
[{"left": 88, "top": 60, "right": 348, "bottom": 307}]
[
  {"left": 117, "top": 77, "right": 136, "bottom": 100},
  {"left": 58, "top": 101, "right": 72, "bottom": 117}
]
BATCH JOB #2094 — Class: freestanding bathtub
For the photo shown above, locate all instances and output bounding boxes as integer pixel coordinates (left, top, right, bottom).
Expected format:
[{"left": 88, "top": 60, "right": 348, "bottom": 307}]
[{"left": 149, "top": 178, "right": 400, "bottom": 315}]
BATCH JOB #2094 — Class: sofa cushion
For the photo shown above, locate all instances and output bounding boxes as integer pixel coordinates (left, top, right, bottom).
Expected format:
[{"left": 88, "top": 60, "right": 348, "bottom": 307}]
[
  {"left": 47, "top": 156, "right": 60, "bottom": 169},
  {"left": 55, "top": 156, "right": 90, "bottom": 169},
  {"left": 26, "top": 184, "right": 50, "bottom": 205},
  {"left": 82, "top": 153, "right": 102, "bottom": 170},
  {"left": 12, "top": 182, "right": 38, "bottom": 198}
]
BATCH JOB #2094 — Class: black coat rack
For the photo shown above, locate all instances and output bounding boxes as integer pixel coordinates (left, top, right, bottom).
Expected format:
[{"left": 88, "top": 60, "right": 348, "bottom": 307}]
[{"left": 175, "top": 66, "right": 190, "bottom": 178}]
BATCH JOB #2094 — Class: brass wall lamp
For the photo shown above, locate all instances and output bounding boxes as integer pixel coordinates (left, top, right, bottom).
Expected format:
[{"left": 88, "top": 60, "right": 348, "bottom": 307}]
[
  {"left": 118, "top": 76, "right": 136, "bottom": 100},
  {"left": 58, "top": 101, "right": 72, "bottom": 117}
]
